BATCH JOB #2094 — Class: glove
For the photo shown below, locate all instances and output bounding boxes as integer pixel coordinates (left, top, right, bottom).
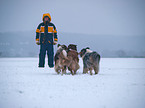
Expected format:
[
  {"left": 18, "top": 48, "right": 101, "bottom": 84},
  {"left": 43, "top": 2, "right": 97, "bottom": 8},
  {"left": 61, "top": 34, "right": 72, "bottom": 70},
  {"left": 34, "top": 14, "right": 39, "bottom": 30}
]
[
  {"left": 36, "top": 40, "right": 40, "bottom": 45},
  {"left": 53, "top": 41, "right": 57, "bottom": 45}
]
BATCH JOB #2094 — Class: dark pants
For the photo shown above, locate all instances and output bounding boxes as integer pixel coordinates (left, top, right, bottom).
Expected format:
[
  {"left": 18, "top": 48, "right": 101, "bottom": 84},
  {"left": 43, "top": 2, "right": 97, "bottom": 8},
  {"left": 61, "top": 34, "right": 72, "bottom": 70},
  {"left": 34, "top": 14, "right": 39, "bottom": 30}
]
[{"left": 39, "top": 43, "right": 54, "bottom": 68}]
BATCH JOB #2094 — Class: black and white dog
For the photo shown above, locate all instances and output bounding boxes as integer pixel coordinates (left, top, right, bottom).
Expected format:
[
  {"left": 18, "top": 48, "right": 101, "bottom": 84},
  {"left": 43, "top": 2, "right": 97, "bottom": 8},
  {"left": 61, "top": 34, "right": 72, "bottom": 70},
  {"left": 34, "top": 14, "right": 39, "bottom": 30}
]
[{"left": 79, "top": 47, "right": 100, "bottom": 75}]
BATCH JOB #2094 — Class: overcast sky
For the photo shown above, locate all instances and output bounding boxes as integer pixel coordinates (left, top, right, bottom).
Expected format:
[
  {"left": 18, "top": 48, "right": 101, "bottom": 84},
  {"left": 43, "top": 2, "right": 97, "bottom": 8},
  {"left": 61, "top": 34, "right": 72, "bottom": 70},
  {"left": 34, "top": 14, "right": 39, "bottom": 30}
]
[{"left": 0, "top": 0, "right": 145, "bottom": 36}]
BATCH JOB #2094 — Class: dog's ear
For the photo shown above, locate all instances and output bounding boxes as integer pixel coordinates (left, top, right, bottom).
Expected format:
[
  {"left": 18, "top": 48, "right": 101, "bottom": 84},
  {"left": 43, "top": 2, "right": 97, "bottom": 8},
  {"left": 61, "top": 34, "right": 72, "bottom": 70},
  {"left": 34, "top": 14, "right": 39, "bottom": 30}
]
[
  {"left": 62, "top": 45, "right": 68, "bottom": 50},
  {"left": 57, "top": 44, "right": 61, "bottom": 47},
  {"left": 68, "top": 44, "right": 70, "bottom": 48},
  {"left": 63, "top": 45, "right": 67, "bottom": 48},
  {"left": 86, "top": 47, "right": 90, "bottom": 49}
]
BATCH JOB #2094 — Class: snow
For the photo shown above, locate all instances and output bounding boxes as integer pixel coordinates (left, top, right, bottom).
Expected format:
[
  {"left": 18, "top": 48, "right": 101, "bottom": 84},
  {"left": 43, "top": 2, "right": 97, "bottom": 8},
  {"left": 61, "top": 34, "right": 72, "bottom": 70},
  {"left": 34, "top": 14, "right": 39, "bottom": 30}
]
[{"left": 0, "top": 58, "right": 145, "bottom": 108}]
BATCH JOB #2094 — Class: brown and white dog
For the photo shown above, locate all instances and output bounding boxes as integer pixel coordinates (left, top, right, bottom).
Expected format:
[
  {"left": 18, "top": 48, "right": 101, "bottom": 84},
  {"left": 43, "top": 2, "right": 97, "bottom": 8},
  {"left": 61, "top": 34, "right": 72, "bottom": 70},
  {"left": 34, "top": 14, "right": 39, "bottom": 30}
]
[
  {"left": 79, "top": 47, "right": 100, "bottom": 75},
  {"left": 67, "top": 44, "right": 80, "bottom": 75},
  {"left": 54, "top": 44, "right": 71, "bottom": 75}
]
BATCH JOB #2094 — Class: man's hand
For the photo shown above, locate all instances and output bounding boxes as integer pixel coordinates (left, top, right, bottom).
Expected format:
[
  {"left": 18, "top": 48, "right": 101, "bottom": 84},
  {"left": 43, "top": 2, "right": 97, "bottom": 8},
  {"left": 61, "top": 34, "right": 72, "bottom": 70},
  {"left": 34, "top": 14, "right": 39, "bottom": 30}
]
[
  {"left": 36, "top": 40, "right": 40, "bottom": 45},
  {"left": 53, "top": 41, "right": 57, "bottom": 45}
]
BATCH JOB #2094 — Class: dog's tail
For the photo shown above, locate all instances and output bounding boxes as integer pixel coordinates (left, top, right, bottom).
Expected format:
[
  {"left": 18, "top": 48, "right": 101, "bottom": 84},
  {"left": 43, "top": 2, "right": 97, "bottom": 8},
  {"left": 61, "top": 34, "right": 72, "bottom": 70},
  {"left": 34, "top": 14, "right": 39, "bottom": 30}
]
[
  {"left": 91, "top": 52, "right": 100, "bottom": 74},
  {"left": 91, "top": 52, "right": 101, "bottom": 64},
  {"left": 62, "top": 50, "right": 68, "bottom": 59},
  {"left": 97, "top": 54, "right": 101, "bottom": 63}
]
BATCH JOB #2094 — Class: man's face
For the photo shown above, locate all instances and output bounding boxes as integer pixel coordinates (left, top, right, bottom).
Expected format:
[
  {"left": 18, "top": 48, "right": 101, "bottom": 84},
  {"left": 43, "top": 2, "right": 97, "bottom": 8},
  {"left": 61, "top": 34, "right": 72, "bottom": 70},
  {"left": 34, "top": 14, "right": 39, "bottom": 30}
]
[{"left": 44, "top": 17, "right": 49, "bottom": 21}]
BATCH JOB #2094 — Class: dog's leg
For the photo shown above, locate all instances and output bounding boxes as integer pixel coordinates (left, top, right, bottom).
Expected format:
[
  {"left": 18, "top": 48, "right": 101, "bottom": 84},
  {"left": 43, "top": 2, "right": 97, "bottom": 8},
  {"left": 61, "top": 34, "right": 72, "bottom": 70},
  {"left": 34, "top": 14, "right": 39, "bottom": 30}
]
[
  {"left": 89, "top": 67, "right": 93, "bottom": 75},
  {"left": 83, "top": 68, "right": 88, "bottom": 74},
  {"left": 90, "top": 69, "right": 93, "bottom": 75},
  {"left": 61, "top": 69, "right": 64, "bottom": 76},
  {"left": 74, "top": 63, "right": 80, "bottom": 74},
  {"left": 70, "top": 70, "right": 74, "bottom": 75},
  {"left": 55, "top": 66, "right": 60, "bottom": 74},
  {"left": 57, "top": 71, "right": 60, "bottom": 74},
  {"left": 61, "top": 72, "right": 63, "bottom": 76},
  {"left": 63, "top": 66, "right": 67, "bottom": 74},
  {"left": 94, "top": 65, "right": 99, "bottom": 74},
  {"left": 74, "top": 70, "right": 76, "bottom": 75},
  {"left": 62, "top": 66, "right": 66, "bottom": 75}
]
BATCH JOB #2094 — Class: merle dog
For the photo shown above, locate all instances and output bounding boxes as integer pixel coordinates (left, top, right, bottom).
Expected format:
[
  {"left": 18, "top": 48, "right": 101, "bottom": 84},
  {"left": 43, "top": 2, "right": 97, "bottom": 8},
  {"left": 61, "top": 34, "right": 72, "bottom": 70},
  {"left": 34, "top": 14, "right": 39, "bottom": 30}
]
[{"left": 79, "top": 47, "right": 100, "bottom": 75}]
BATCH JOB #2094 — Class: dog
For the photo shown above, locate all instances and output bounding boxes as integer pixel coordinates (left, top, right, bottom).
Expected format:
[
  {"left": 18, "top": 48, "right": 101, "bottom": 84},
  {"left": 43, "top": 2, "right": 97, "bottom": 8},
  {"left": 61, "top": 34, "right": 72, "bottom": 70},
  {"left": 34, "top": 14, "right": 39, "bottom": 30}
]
[
  {"left": 54, "top": 44, "right": 71, "bottom": 75},
  {"left": 67, "top": 44, "right": 80, "bottom": 75},
  {"left": 79, "top": 47, "right": 100, "bottom": 75}
]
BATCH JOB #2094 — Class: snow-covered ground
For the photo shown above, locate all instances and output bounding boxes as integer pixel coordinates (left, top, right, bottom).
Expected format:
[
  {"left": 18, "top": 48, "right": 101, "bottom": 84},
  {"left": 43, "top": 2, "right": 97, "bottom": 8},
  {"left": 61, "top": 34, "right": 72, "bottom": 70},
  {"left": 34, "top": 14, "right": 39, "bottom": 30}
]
[{"left": 0, "top": 58, "right": 145, "bottom": 108}]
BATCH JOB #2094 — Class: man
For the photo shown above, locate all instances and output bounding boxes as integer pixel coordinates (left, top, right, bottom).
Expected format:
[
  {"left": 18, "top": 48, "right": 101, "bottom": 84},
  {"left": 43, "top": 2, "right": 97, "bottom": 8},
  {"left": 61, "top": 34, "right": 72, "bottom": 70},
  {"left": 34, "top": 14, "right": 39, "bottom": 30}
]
[{"left": 36, "top": 13, "right": 58, "bottom": 68}]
